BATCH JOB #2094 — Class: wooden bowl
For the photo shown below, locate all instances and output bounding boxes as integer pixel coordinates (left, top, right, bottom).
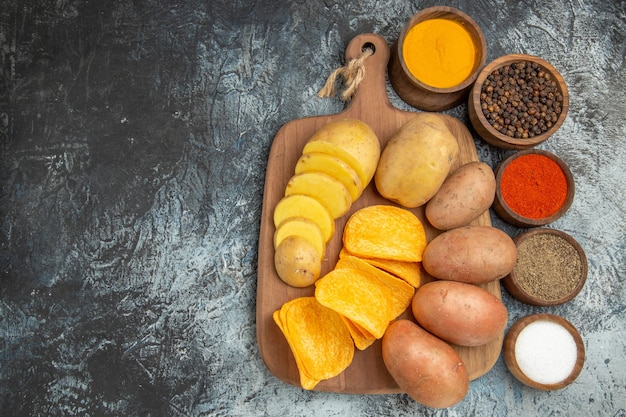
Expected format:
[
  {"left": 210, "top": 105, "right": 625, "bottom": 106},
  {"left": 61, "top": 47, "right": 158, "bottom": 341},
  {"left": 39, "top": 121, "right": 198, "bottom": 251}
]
[
  {"left": 504, "top": 313, "right": 585, "bottom": 390},
  {"left": 388, "top": 6, "right": 486, "bottom": 111},
  {"left": 493, "top": 149, "right": 575, "bottom": 227},
  {"left": 503, "top": 228, "right": 587, "bottom": 306},
  {"left": 468, "top": 54, "right": 569, "bottom": 149}
]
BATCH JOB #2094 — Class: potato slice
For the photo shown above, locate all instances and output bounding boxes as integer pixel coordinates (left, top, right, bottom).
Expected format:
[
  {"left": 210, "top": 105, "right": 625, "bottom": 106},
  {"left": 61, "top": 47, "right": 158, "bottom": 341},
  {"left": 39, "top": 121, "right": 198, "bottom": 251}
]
[
  {"left": 343, "top": 205, "right": 427, "bottom": 262},
  {"left": 274, "top": 195, "right": 335, "bottom": 243},
  {"left": 285, "top": 172, "right": 351, "bottom": 219},
  {"left": 302, "top": 141, "right": 363, "bottom": 184},
  {"left": 303, "top": 119, "right": 380, "bottom": 186},
  {"left": 274, "top": 216, "right": 325, "bottom": 259},
  {"left": 295, "top": 153, "right": 363, "bottom": 202}
]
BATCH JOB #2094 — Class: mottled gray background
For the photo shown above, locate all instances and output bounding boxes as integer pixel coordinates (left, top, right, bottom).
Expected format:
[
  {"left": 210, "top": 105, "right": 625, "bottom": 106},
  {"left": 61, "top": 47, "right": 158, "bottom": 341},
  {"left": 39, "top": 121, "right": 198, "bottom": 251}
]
[{"left": 1, "top": 0, "right": 624, "bottom": 416}]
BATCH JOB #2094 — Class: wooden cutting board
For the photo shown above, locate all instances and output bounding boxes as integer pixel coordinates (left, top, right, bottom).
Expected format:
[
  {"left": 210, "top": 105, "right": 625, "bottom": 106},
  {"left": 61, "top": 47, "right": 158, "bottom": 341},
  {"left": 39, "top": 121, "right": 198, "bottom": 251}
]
[{"left": 256, "top": 33, "right": 503, "bottom": 393}]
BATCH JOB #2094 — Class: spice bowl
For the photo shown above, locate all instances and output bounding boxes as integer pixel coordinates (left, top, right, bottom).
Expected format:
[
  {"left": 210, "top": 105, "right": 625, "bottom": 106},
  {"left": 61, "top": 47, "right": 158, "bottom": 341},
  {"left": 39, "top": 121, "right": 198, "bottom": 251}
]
[
  {"left": 503, "top": 228, "right": 587, "bottom": 306},
  {"left": 388, "top": 6, "right": 486, "bottom": 111},
  {"left": 503, "top": 313, "right": 585, "bottom": 390},
  {"left": 493, "top": 149, "right": 575, "bottom": 227},
  {"left": 468, "top": 54, "right": 569, "bottom": 149}
]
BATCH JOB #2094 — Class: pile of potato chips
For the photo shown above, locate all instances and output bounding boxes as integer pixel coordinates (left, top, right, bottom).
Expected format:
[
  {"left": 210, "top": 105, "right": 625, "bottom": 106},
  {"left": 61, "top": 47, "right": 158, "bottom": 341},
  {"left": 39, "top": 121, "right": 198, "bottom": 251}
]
[
  {"left": 273, "top": 297, "right": 354, "bottom": 390},
  {"left": 273, "top": 205, "right": 427, "bottom": 389}
]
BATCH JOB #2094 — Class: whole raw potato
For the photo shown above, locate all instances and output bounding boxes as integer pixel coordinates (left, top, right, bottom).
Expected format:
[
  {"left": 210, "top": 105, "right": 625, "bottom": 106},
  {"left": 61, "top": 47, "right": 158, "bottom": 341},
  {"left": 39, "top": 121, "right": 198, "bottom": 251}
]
[
  {"left": 422, "top": 225, "right": 517, "bottom": 284},
  {"left": 412, "top": 281, "right": 508, "bottom": 347},
  {"left": 382, "top": 319, "right": 469, "bottom": 408},
  {"left": 375, "top": 113, "right": 459, "bottom": 208},
  {"left": 425, "top": 161, "right": 496, "bottom": 230}
]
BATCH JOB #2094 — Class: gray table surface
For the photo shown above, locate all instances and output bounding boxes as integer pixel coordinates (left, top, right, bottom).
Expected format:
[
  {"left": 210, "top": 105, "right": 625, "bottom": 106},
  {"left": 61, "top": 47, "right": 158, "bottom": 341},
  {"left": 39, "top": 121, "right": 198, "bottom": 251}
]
[{"left": 1, "top": 1, "right": 624, "bottom": 416}]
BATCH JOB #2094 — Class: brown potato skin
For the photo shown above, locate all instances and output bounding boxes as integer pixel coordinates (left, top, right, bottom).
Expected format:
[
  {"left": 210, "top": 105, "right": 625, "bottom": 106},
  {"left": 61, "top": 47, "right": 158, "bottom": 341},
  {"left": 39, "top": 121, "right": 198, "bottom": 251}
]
[
  {"left": 425, "top": 161, "right": 496, "bottom": 230},
  {"left": 412, "top": 281, "right": 508, "bottom": 347},
  {"left": 274, "top": 236, "right": 321, "bottom": 288},
  {"left": 422, "top": 225, "right": 517, "bottom": 284},
  {"left": 375, "top": 113, "right": 459, "bottom": 208},
  {"left": 382, "top": 319, "right": 469, "bottom": 408}
]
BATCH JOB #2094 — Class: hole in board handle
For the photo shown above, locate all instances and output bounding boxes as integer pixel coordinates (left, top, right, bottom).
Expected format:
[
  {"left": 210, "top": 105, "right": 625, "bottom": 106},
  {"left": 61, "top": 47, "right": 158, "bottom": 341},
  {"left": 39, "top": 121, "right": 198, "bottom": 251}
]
[{"left": 362, "top": 42, "right": 375, "bottom": 54}]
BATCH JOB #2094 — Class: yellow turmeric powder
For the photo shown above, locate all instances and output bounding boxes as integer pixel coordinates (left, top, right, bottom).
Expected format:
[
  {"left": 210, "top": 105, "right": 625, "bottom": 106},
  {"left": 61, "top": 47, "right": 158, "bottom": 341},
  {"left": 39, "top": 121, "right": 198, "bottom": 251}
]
[{"left": 403, "top": 18, "right": 476, "bottom": 89}]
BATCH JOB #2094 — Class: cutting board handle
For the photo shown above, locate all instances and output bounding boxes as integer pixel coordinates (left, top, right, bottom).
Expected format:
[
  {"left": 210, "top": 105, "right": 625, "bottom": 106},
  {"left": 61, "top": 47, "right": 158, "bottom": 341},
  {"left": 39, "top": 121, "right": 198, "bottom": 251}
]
[{"left": 343, "top": 33, "right": 401, "bottom": 128}]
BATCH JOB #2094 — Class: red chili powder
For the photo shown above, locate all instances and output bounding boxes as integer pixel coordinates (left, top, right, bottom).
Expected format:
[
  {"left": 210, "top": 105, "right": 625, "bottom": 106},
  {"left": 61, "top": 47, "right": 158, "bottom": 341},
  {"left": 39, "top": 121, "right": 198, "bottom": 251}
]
[{"left": 500, "top": 154, "right": 568, "bottom": 219}]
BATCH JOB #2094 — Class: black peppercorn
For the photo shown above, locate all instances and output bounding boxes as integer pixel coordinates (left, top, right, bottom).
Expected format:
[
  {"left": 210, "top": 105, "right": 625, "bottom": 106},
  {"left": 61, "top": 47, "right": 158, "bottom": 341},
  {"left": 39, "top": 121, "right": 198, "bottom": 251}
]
[{"left": 480, "top": 61, "right": 563, "bottom": 139}]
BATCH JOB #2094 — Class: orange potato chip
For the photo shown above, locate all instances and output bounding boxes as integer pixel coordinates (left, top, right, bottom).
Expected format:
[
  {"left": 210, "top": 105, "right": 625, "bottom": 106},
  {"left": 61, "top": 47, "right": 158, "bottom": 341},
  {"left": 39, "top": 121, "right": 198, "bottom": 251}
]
[
  {"left": 342, "top": 205, "right": 427, "bottom": 262},
  {"left": 273, "top": 310, "right": 317, "bottom": 388},
  {"left": 362, "top": 257, "right": 421, "bottom": 288},
  {"left": 340, "top": 315, "right": 376, "bottom": 350},
  {"left": 339, "top": 248, "right": 421, "bottom": 288},
  {"left": 315, "top": 268, "right": 392, "bottom": 339},
  {"left": 335, "top": 254, "right": 414, "bottom": 320},
  {"left": 273, "top": 297, "right": 354, "bottom": 390}
]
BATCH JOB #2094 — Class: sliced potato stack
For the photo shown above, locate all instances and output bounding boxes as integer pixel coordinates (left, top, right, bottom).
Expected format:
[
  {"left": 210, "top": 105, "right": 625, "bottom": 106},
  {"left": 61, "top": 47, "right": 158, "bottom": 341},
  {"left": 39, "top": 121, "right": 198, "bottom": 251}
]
[
  {"left": 273, "top": 119, "right": 381, "bottom": 287},
  {"left": 295, "top": 153, "right": 363, "bottom": 202}
]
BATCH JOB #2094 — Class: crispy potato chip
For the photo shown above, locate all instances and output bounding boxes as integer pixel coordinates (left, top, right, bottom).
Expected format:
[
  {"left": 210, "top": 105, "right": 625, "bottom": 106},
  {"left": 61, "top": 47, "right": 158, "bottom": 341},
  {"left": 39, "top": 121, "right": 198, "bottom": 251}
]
[
  {"left": 276, "top": 303, "right": 321, "bottom": 388},
  {"left": 339, "top": 248, "right": 421, "bottom": 288},
  {"left": 273, "top": 297, "right": 354, "bottom": 390},
  {"left": 362, "top": 257, "right": 421, "bottom": 288},
  {"left": 343, "top": 205, "right": 427, "bottom": 262},
  {"left": 273, "top": 309, "right": 317, "bottom": 388},
  {"left": 340, "top": 316, "right": 376, "bottom": 350},
  {"left": 351, "top": 320, "right": 376, "bottom": 340},
  {"left": 335, "top": 255, "right": 414, "bottom": 320},
  {"left": 315, "top": 268, "right": 392, "bottom": 339}
]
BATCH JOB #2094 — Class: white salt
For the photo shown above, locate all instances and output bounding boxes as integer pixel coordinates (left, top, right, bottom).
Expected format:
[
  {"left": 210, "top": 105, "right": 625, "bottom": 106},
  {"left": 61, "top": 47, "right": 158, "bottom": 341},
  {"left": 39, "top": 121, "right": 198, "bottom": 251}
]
[{"left": 514, "top": 320, "right": 578, "bottom": 385}]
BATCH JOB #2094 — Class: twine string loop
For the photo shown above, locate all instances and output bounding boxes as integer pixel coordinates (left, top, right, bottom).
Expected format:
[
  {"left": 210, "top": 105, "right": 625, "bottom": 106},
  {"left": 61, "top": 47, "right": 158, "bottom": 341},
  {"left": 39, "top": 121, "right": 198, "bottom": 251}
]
[{"left": 317, "top": 47, "right": 374, "bottom": 101}]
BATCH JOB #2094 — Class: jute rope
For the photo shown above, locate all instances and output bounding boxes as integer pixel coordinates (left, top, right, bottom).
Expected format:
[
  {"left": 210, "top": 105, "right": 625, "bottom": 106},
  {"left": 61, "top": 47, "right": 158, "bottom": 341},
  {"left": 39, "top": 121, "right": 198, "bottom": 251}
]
[{"left": 317, "top": 47, "right": 374, "bottom": 101}]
